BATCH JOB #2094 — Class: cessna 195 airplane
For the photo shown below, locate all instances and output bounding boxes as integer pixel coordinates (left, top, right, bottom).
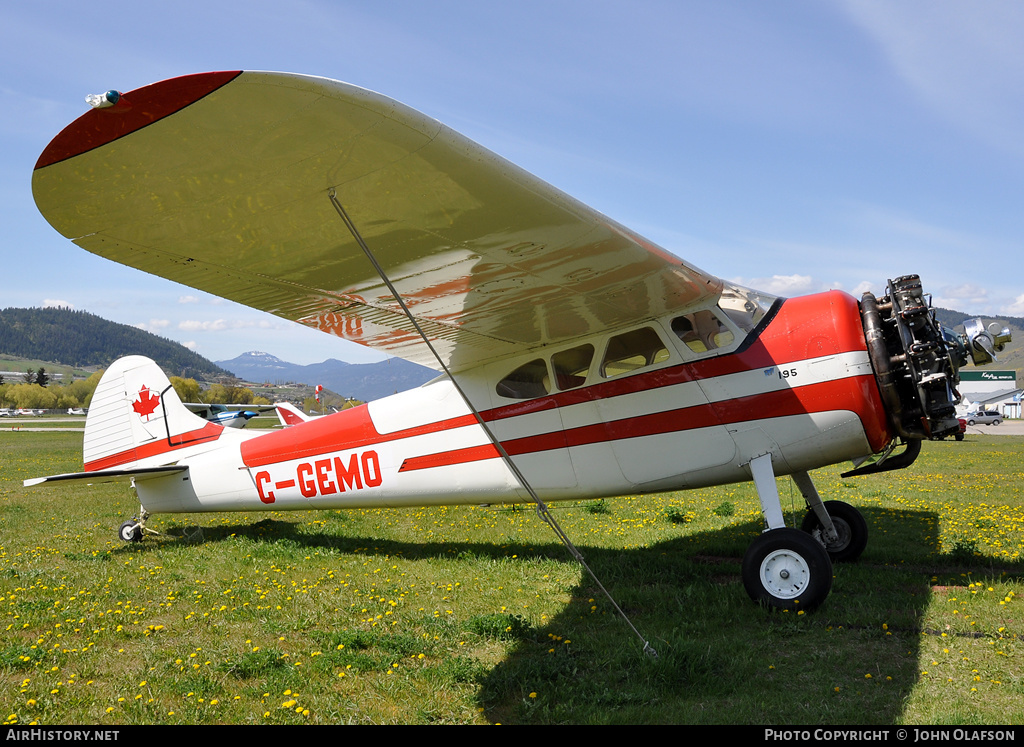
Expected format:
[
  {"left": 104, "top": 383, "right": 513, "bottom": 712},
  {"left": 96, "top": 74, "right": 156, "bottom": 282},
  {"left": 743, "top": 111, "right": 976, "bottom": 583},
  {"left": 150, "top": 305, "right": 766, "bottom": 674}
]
[{"left": 26, "top": 71, "right": 1011, "bottom": 611}]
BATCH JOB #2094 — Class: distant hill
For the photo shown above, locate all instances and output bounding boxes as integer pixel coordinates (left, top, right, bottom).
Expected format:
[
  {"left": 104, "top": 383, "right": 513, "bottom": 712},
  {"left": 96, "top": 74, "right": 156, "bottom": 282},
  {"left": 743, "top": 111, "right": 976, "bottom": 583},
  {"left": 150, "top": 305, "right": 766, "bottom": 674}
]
[
  {"left": 217, "top": 351, "right": 436, "bottom": 401},
  {"left": 932, "top": 307, "right": 1024, "bottom": 331},
  {"left": 0, "top": 307, "right": 231, "bottom": 379}
]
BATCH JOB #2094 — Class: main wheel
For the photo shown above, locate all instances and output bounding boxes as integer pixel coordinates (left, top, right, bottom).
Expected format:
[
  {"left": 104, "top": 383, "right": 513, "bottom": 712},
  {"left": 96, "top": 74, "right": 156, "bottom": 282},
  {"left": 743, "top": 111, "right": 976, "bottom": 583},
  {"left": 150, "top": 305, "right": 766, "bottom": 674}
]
[
  {"left": 119, "top": 521, "right": 143, "bottom": 543},
  {"left": 800, "top": 500, "right": 868, "bottom": 562},
  {"left": 742, "top": 528, "right": 832, "bottom": 611}
]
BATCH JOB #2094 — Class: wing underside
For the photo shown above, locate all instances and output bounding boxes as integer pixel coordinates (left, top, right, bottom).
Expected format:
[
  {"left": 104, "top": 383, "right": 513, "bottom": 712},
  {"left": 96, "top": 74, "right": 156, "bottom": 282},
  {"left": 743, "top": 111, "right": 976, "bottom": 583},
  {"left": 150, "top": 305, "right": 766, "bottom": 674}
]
[{"left": 33, "top": 71, "right": 721, "bottom": 370}]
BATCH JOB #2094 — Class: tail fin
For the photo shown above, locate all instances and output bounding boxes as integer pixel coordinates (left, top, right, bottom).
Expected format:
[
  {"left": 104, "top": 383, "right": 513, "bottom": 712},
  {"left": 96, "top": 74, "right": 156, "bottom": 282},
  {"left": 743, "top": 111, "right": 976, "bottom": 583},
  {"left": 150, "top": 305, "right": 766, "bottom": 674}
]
[
  {"left": 275, "top": 401, "right": 312, "bottom": 427},
  {"left": 84, "top": 356, "right": 223, "bottom": 471}
]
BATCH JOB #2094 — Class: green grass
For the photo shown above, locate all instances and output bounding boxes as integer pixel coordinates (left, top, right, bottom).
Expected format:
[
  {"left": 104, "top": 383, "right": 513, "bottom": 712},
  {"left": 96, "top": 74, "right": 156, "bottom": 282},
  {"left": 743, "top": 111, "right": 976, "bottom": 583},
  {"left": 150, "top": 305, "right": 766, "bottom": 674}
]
[{"left": 2, "top": 431, "right": 1022, "bottom": 724}]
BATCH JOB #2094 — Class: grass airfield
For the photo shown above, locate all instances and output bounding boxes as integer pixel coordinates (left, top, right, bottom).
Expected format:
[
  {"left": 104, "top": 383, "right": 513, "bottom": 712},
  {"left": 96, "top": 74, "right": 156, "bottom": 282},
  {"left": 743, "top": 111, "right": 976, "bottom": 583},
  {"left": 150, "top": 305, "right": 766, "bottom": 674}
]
[{"left": 1, "top": 429, "right": 1022, "bottom": 725}]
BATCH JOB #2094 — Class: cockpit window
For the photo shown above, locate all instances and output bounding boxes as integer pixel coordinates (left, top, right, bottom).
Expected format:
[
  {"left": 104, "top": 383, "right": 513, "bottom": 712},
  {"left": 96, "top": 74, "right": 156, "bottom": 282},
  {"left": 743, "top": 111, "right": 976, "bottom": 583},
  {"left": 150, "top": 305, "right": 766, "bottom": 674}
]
[
  {"left": 601, "top": 327, "right": 669, "bottom": 378},
  {"left": 552, "top": 344, "right": 594, "bottom": 391},
  {"left": 495, "top": 358, "right": 550, "bottom": 400}
]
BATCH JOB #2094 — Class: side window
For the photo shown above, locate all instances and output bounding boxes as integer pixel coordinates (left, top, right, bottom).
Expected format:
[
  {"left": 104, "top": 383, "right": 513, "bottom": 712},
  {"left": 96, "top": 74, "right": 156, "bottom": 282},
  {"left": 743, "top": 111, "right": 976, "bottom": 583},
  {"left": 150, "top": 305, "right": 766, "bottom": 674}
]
[
  {"left": 671, "top": 310, "right": 735, "bottom": 354},
  {"left": 551, "top": 344, "right": 594, "bottom": 391},
  {"left": 495, "top": 359, "right": 550, "bottom": 400},
  {"left": 601, "top": 327, "right": 669, "bottom": 378}
]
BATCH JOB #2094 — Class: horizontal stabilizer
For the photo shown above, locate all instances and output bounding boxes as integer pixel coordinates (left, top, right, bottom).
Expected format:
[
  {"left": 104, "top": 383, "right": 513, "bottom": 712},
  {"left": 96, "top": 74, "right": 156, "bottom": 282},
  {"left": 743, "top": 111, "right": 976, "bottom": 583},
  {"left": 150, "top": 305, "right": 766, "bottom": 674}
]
[{"left": 24, "top": 465, "right": 188, "bottom": 488}]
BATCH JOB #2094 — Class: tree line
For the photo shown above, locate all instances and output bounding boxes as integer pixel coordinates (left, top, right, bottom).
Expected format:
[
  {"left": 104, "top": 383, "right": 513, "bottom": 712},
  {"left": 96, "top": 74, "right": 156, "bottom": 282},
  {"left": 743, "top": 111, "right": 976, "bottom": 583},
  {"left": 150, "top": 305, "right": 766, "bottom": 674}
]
[
  {"left": 1, "top": 372, "right": 102, "bottom": 409},
  {"left": 0, "top": 373, "right": 269, "bottom": 410}
]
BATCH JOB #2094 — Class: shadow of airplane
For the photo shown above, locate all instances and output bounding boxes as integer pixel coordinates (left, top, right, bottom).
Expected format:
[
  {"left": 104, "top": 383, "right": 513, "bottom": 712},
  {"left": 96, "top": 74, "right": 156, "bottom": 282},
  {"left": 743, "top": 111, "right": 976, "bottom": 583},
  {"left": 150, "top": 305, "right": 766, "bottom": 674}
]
[{"left": 114, "top": 501, "right": 1024, "bottom": 724}]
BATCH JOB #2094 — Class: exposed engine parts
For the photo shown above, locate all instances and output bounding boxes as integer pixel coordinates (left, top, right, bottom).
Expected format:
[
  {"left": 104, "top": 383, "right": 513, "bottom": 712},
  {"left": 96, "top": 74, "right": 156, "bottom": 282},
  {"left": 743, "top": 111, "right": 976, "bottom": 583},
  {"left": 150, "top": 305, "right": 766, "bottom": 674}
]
[
  {"left": 860, "top": 275, "right": 1011, "bottom": 445},
  {"left": 961, "top": 317, "right": 1012, "bottom": 366}
]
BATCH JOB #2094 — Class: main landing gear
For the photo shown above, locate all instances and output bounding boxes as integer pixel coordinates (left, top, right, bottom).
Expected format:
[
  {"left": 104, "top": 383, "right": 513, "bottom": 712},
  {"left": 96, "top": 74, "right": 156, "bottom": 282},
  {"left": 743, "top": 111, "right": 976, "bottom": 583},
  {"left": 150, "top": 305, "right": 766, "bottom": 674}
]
[{"left": 741, "top": 454, "right": 867, "bottom": 610}]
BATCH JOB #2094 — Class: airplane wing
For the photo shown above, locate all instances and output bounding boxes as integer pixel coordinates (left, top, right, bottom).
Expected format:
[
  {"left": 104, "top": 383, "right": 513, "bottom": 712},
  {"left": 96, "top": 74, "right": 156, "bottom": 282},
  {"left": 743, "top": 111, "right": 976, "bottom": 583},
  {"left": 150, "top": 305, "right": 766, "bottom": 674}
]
[
  {"left": 183, "top": 403, "right": 277, "bottom": 415},
  {"left": 33, "top": 71, "right": 722, "bottom": 371}
]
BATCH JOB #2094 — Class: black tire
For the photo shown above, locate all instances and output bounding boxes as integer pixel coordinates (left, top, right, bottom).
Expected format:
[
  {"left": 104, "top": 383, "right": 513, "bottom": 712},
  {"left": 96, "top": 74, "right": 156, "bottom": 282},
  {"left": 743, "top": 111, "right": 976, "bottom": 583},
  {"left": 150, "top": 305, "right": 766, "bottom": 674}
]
[
  {"left": 119, "top": 521, "right": 143, "bottom": 543},
  {"left": 800, "top": 500, "right": 868, "bottom": 562},
  {"left": 742, "top": 528, "right": 833, "bottom": 611},
  {"left": 967, "top": 420, "right": 976, "bottom": 426},
  {"left": 994, "top": 420, "right": 1002, "bottom": 426},
  {"left": 955, "top": 433, "right": 964, "bottom": 441}
]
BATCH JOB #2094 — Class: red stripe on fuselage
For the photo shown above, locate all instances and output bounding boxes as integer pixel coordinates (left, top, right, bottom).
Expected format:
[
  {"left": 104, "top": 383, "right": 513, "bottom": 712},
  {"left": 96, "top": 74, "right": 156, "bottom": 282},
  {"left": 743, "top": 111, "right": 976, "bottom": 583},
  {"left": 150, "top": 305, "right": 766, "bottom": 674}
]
[
  {"left": 83, "top": 422, "right": 224, "bottom": 472},
  {"left": 399, "top": 375, "right": 881, "bottom": 472}
]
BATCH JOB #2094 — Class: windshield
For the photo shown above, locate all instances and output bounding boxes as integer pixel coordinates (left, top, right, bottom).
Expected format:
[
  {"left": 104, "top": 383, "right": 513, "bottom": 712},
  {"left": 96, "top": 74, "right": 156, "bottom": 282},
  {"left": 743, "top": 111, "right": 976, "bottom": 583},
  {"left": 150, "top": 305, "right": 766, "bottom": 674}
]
[{"left": 716, "top": 283, "right": 778, "bottom": 334}]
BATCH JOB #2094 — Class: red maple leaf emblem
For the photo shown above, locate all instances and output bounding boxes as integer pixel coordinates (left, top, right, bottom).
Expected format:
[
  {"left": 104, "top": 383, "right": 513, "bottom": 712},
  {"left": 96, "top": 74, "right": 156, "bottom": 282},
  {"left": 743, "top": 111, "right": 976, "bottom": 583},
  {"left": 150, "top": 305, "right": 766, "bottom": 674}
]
[{"left": 132, "top": 386, "right": 160, "bottom": 420}]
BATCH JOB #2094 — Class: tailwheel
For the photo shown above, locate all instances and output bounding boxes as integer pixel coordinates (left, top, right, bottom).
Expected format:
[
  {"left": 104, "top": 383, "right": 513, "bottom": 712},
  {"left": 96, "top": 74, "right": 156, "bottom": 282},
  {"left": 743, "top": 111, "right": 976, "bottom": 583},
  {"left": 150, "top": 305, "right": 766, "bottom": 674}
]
[
  {"left": 800, "top": 500, "right": 868, "bottom": 563},
  {"left": 742, "top": 528, "right": 833, "bottom": 611},
  {"left": 119, "top": 520, "right": 143, "bottom": 543}
]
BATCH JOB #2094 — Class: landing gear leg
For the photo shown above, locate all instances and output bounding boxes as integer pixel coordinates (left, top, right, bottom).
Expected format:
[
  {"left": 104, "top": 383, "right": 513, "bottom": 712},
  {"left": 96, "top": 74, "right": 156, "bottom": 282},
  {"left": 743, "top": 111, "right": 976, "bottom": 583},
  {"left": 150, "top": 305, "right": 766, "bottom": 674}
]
[
  {"left": 742, "top": 454, "right": 832, "bottom": 610},
  {"left": 793, "top": 471, "right": 868, "bottom": 562},
  {"left": 117, "top": 480, "right": 159, "bottom": 543}
]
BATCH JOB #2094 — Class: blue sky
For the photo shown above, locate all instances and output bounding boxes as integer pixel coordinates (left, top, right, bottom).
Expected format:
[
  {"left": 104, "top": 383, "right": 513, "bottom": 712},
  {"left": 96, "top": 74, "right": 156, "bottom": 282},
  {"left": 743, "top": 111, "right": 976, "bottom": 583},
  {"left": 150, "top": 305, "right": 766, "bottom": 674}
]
[{"left": 2, "top": 1, "right": 1022, "bottom": 365}]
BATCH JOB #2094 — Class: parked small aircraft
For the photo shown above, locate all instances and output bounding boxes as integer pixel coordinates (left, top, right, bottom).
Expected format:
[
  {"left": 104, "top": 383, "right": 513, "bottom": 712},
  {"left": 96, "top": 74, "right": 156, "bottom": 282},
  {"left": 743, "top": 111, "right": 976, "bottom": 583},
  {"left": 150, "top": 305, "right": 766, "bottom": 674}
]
[
  {"left": 184, "top": 402, "right": 274, "bottom": 429},
  {"left": 26, "top": 71, "right": 1011, "bottom": 610}
]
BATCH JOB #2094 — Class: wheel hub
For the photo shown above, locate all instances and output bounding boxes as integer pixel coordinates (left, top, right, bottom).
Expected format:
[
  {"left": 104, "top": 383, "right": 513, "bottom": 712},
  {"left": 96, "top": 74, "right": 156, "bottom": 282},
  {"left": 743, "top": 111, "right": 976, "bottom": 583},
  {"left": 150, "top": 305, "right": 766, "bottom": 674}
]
[
  {"left": 759, "top": 549, "right": 809, "bottom": 599},
  {"left": 812, "top": 517, "right": 851, "bottom": 552}
]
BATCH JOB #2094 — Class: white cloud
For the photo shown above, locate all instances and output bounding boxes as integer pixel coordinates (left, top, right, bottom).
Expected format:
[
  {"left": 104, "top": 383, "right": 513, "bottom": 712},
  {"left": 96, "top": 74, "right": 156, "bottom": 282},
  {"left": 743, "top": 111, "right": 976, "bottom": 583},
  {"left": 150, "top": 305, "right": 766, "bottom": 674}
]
[
  {"left": 131, "top": 319, "right": 171, "bottom": 334},
  {"left": 177, "top": 318, "right": 285, "bottom": 333},
  {"left": 733, "top": 274, "right": 821, "bottom": 297},
  {"left": 178, "top": 295, "right": 200, "bottom": 304},
  {"left": 179, "top": 319, "right": 229, "bottom": 332},
  {"left": 1001, "top": 294, "right": 1024, "bottom": 317},
  {"left": 42, "top": 299, "right": 73, "bottom": 309},
  {"left": 934, "top": 284, "right": 989, "bottom": 311},
  {"left": 851, "top": 281, "right": 876, "bottom": 297},
  {"left": 181, "top": 341, "right": 197, "bottom": 350}
]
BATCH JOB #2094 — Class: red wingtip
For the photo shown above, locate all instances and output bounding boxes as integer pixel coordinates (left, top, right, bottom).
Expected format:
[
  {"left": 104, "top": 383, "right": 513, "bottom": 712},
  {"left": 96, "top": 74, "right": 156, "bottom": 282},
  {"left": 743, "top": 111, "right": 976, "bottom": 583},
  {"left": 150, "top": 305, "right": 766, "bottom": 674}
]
[{"left": 35, "top": 70, "right": 243, "bottom": 170}]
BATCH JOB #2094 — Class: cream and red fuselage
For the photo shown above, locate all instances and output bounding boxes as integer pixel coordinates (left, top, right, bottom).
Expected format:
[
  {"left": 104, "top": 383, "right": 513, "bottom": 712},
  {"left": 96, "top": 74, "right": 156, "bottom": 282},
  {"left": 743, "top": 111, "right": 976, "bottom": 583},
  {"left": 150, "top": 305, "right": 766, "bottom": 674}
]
[{"left": 115, "top": 290, "right": 893, "bottom": 516}]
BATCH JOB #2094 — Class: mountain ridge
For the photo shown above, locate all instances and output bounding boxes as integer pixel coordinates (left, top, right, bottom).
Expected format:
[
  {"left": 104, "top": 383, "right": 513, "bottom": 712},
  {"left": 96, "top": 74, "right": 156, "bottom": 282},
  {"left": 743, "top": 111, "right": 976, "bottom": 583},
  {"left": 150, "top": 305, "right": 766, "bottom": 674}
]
[{"left": 216, "top": 350, "right": 435, "bottom": 401}]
